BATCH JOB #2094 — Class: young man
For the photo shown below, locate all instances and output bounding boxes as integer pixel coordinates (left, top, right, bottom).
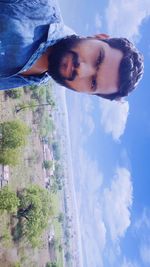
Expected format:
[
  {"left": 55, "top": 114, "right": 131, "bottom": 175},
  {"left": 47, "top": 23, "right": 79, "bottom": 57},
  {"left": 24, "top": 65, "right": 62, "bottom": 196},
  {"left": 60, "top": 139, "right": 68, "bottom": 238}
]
[{"left": 0, "top": 0, "right": 144, "bottom": 100}]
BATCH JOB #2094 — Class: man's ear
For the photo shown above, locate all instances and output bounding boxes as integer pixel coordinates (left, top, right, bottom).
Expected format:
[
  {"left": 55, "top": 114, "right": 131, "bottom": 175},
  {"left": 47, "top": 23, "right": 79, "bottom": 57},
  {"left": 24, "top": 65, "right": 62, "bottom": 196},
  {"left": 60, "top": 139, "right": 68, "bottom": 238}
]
[{"left": 94, "top": 33, "right": 110, "bottom": 40}]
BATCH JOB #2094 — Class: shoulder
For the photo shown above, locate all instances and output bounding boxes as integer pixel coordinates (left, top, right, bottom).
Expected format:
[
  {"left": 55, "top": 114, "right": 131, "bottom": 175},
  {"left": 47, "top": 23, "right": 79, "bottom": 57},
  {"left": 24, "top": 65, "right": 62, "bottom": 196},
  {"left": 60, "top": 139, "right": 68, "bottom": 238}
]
[{"left": 0, "top": 0, "right": 63, "bottom": 24}]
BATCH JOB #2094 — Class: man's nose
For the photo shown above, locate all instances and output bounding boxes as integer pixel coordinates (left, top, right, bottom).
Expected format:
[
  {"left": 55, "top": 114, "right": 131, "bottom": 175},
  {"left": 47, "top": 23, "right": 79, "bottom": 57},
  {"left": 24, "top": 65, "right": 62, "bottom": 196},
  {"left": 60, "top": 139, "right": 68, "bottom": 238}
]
[{"left": 75, "top": 62, "right": 95, "bottom": 78}]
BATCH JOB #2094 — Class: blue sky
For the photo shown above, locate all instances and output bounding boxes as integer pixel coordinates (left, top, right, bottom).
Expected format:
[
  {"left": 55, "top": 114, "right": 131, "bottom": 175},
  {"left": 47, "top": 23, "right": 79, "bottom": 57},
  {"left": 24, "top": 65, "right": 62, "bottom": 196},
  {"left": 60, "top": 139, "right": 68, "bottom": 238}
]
[{"left": 57, "top": 1, "right": 150, "bottom": 267}]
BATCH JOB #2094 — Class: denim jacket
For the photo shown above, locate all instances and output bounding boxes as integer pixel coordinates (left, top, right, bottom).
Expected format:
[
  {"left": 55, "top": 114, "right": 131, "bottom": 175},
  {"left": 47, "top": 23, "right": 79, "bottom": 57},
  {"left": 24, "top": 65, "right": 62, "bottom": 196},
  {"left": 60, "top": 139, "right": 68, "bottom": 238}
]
[{"left": 0, "top": 0, "right": 74, "bottom": 90}]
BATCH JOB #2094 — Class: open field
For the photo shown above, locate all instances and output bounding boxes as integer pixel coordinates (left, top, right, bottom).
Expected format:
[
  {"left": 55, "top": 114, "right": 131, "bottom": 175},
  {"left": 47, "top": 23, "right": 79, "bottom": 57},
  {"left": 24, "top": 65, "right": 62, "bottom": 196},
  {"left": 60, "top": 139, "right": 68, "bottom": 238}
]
[{"left": 0, "top": 86, "right": 64, "bottom": 267}]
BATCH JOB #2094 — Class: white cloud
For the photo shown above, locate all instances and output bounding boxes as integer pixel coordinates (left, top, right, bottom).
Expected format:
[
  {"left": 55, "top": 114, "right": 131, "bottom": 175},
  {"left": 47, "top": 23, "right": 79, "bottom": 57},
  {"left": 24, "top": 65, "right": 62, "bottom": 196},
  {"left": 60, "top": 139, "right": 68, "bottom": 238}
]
[
  {"left": 99, "top": 99, "right": 129, "bottom": 140},
  {"left": 133, "top": 209, "right": 150, "bottom": 266},
  {"left": 78, "top": 97, "right": 96, "bottom": 141},
  {"left": 140, "top": 244, "right": 150, "bottom": 264},
  {"left": 103, "top": 168, "right": 133, "bottom": 241},
  {"left": 121, "top": 258, "right": 139, "bottom": 267},
  {"left": 134, "top": 208, "right": 150, "bottom": 230},
  {"left": 95, "top": 13, "right": 102, "bottom": 30},
  {"left": 77, "top": 149, "right": 133, "bottom": 267},
  {"left": 83, "top": 96, "right": 94, "bottom": 113},
  {"left": 78, "top": 149, "right": 105, "bottom": 267},
  {"left": 105, "top": 0, "right": 150, "bottom": 40},
  {"left": 84, "top": 115, "right": 95, "bottom": 136},
  {"left": 78, "top": 148, "right": 103, "bottom": 192}
]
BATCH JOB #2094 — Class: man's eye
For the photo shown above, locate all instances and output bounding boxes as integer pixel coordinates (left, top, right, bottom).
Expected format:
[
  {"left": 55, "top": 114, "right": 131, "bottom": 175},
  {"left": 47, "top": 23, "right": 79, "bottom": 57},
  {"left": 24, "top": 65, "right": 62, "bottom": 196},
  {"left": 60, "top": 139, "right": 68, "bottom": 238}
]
[
  {"left": 96, "top": 55, "right": 102, "bottom": 68},
  {"left": 91, "top": 77, "right": 97, "bottom": 91},
  {"left": 96, "top": 50, "right": 104, "bottom": 69},
  {"left": 73, "top": 57, "right": 79, "bottom": 68}
]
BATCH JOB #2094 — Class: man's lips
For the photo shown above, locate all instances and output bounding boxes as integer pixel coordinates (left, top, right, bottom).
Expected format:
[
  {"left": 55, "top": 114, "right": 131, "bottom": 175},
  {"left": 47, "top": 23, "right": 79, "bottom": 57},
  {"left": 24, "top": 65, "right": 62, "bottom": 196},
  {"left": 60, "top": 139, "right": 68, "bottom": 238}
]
[{"left": 60, "top": 52, "right": 74, "bottom": 79}]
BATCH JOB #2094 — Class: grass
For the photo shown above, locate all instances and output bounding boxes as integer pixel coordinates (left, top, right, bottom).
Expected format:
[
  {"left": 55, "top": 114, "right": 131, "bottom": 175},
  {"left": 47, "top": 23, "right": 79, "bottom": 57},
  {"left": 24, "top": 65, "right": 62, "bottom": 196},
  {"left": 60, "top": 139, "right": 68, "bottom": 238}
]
[
  {"left": 0, "top": 212, "right": 12, "bottom": 248},
  {"left": 51, "top": 193, "right": 64, "bottom": 267},
  {"left": 0, "top": 86, "right": 66, "bottom": 267}
]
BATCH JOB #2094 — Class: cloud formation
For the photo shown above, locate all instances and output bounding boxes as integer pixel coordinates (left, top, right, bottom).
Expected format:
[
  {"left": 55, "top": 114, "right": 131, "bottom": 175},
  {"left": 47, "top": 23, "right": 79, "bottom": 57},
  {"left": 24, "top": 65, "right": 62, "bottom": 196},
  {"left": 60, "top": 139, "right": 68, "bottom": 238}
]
[
  {"left": 134, "top": 208, "right": 150, "bottom": 265},
  {"left": 95, "top": 13, "right": 102, "bottom": 30},
  {"left": 121, "top": 258, "right": 139, "bottom": 267},
  {"left": 77, "top": 150, "right": 133, "bottom": 267},
  {"left": 140, "top": 244, "right": 150, "bottom": 264},
  {"left": 105, "top": 0, "right": 150, "bottom": 39},
  {"left": 99, "top": 99, "right": 129, "bottom": 140},
  {"left": 103, "top": 168, "right": 133, "bottom": 241}
]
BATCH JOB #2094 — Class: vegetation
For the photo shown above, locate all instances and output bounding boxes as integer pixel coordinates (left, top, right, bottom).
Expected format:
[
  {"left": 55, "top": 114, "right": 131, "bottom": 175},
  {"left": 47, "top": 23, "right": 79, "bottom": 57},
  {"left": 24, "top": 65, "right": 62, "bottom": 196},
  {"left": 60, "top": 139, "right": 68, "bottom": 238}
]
[
  {"left": 0, "top": 84, "right": 66, "bottom": 266},
  {"left": 40, "top": 113, "right": 55, "bottom": 137},
  {"left": 57, "top": 212, "right": 64, "bottom": 224},
  {"left": 0, "top": 185, "right": 53, "bottom": 248},
  {"left": 52, "top": 141, "right": 61, "bottom": 160},
  {"left": 0, "top": 186, "right": 19, "bottom": 213},
  {"left": 16, "top": 185, "right": 53, "bottom": 247},
  {"left": 43, "top": 160, "right": 53, "bottom": 170},
  {"left": 46, "top": 262, "right": 58, "bottom": 267},
  {"left": 13, "top": 262, "right": 22, "bottom": 267},
  {"left": 0, "top": 148, "right": 21, "bottom": 165},
  {"left": 5, "top": 88, "right": 22, "bottom": 99},
  {"left": 0, "top": 120, "right": 30, "bottom": 165},
  {"left": 0, "top": 120, "right": 30, "bottom": 150},
  {"left": 65, "top": 251, "right": 72, "bottom": 262},
  {"left": 16, "top": 99, "right": 39, "bottom": 113}
]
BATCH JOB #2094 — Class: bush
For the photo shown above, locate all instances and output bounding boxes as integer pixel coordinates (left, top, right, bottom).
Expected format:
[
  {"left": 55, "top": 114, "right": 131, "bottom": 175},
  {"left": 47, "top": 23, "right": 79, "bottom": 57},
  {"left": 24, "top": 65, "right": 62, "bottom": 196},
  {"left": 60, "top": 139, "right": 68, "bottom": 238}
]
[
  {"left": 0, "top": 120, "right": 30, "bottom": 149},
  {"left": 13, "top": 262, "right": 22, "bottom": 267},
  {"left": 0, "top": 148, "right": 20, "bottom": 165},
  {"left": 5, "top": 88, "right": 22, "bottom": 99},
  {"left": 43, "top": 160, "right": 53, "bottom": 170},
  {"left": 0, "top": 186, "right": 19, "bottom": 213},
  {"left": 46, "top": 262, "right": 58, "bottom": 267},
  {"left": 17, "top": 185, "right": 53, "bottom": 247},
  {"left": 0, "top": 120, "right": 30, "bottom": 165}
]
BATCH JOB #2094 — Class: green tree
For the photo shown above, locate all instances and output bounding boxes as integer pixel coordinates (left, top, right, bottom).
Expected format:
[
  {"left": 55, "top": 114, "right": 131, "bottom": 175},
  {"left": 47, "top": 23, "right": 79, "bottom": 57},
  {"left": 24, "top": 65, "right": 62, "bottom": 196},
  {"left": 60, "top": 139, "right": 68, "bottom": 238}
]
[
  {"left": 52, "top": 142, "right": 60, "bottom": 160},
  {"left": 46, "top": 262, "right": 58, "bottom": 267},
  {"left": 5, "top": 88, "right": 22, "bottom": 99},
  {"left": 17, "top": 185, "right": 53, "bottom": 247},
  {"left": 13, "top": 262, "right": 22, "bottom": 267},
  {"left": 40, "top": 115, "right": 55, "bottom": 137},
  {"left": 0, "top": 120, "right": 30, "bottom": 150},
  {"left": 0, "top": 186, "right": 19, "bottom": 213},
  {"left": 57, "top": 212, "right": 64, "bottom": 224},
  {"left": 0, "top": 148, "right": 20, "bottom": 165},
  {"left": 16, "top": 99, "right": 39, "bottom": 112},
  {"left": 43, "top": 160, "right": 53, "bottom": 170}
]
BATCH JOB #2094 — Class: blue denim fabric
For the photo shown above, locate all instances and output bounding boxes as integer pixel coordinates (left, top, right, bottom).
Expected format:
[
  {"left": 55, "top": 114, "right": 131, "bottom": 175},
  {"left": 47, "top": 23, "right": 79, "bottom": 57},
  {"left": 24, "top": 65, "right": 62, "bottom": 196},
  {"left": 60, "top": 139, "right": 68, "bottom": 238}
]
[{"left": 0, "top": 0, "right": 73, "bottom": 90}]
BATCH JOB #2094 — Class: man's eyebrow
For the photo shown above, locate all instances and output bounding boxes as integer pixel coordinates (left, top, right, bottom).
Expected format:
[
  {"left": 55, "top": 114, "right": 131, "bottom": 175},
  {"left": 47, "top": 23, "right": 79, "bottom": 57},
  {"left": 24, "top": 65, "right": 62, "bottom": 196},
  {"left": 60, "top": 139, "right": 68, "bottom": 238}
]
[
  {"left": 91, "top": 47, "right": 105, "bottom": 92},
  {"left": 96, "top": 47, "right": 105, "bottom": 69}
]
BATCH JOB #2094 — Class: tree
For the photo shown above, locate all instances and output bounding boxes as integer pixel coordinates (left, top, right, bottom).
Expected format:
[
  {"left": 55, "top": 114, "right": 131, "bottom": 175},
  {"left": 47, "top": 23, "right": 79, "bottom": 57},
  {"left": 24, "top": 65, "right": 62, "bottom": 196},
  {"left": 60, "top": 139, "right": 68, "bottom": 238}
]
[
  {"left": 65, "top": 251, "right": 72, "bottom": 262},
  {"left": 16, "top": 99, "right": 39, "bottom": 113},
  {"left": 40, "top": 115, "right": 55, "bottom": 137},
  {"left": 52, "top": 142, "right": 60, "bottom": 160},
  {"left": 5, "top": 88, "right": 22, "bottom": 99},
  {"left": 0, "top": 148, "right": 20, "bottom": 165},
  {"left": 46, "top": 262, "right": 58, "bottom": 267},
  {"left": 42, "top": 160, "right": 53, "bottom": 170},
  {"left": 0, "top": 120, "right": 30, "bottom": 150},
  {"left": 17, "top": 185, "right": 53, "bottom": 247},
  {"left": 0, "top": 186, "right": 19, "bottom": 213},
  {"left": 57, "top": 212, "right": 64, "bottom": 224}
]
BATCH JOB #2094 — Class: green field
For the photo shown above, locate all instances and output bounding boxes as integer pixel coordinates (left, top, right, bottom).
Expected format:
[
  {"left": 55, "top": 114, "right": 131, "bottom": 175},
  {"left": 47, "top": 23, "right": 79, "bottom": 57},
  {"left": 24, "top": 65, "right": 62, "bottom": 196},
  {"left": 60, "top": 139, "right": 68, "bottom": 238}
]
[{"left": 0, "top": 85, "right": 64, "bottom": 267}]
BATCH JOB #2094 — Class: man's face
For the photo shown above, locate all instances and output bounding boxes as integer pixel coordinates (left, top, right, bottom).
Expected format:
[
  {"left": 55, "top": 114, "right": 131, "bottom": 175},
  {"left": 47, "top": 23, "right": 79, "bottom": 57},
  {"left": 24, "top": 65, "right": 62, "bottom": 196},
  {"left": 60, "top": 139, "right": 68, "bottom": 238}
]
[{"left": 48, "top": 37, "right": 123, "bottom": 95}]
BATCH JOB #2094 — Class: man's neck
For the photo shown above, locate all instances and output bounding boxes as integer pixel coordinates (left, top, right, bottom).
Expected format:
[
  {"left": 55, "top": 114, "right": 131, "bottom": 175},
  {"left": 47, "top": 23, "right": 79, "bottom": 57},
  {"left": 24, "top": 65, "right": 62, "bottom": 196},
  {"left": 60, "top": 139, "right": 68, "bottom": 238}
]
[{"left": 21, "top": 47, "right": 52, "bottom": 76}]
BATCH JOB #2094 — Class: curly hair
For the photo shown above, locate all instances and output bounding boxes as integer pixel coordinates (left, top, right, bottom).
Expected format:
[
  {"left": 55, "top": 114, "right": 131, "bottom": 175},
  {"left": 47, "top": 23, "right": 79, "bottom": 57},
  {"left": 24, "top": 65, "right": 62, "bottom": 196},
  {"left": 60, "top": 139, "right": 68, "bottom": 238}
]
[{"left": 95, "top": 37, "right": 144, "bottom": 100}]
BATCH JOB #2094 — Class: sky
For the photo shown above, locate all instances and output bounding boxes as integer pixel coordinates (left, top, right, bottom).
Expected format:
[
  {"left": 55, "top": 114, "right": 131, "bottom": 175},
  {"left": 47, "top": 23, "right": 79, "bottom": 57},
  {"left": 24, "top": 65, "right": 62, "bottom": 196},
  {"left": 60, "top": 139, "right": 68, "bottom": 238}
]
[{"left": 57, "top": 1, "right": 150, "bottom": 267}]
